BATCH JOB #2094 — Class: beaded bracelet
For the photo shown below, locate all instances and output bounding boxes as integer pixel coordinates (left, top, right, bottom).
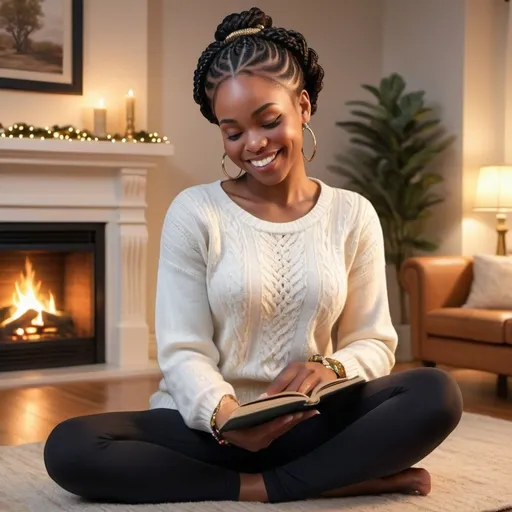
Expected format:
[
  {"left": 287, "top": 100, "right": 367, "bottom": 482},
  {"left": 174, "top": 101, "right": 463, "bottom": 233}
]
[
  {"left": 309, "top": 354, "right": 347, "bottom": 379},
  {"left": 325, "top": 357, "right": 347, "bottom": 379},
  {"left": 210, "top": 394, "right": 238, "bottom": 445}
]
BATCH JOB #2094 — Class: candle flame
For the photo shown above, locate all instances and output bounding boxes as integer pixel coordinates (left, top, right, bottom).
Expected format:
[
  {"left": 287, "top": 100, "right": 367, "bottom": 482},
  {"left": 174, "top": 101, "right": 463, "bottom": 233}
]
[
  {"left": 128, "top": 89, "right": 134, "bottom": 97},
  {"left": 98, "top": 98, "right": 105, "bottom": 108}
]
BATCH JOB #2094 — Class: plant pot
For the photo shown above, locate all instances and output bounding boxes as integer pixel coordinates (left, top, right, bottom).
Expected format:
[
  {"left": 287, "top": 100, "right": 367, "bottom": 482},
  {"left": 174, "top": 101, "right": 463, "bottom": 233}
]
[{"left": 394, "top": 323, "right": 413, "bottom": 363}]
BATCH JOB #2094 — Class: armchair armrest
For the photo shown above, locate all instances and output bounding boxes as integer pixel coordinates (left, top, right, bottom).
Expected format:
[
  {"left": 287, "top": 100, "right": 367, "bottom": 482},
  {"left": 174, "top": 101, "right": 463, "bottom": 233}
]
[{"left": 400, "top": 256, "right": 473, "bottom": 358}]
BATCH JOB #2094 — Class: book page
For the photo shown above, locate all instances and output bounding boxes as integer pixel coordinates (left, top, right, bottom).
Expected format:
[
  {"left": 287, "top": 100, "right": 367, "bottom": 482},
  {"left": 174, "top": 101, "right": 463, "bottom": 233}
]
[
  {"left": 311, "top": 375, "right": 365, "bottom": 400},
  {"left": 242, "top": 390, "right": 308, "bottom": 407},
  {"left": 230, "top": 395, "right": 307, "bottom": 418}
]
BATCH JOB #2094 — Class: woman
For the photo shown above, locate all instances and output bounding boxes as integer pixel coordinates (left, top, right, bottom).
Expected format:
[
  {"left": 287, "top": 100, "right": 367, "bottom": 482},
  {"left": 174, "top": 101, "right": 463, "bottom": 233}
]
[{"left": 44, "top": 7, "right": 463, "bottom": 504}]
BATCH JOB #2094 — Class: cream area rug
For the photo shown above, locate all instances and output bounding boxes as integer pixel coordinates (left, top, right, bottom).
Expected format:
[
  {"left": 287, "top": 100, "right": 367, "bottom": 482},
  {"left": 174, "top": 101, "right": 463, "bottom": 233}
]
[{"left": 0, "top": 413, "right": 511, "bottom": 512}]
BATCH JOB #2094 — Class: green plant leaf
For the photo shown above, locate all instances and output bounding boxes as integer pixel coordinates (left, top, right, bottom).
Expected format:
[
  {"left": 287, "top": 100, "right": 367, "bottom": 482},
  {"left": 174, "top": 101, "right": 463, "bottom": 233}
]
[
  {"left": 347, "top": 112, "right": 398, "bottom": 142},
  {"left": 327, "top": 165, "right": 368, "bottom": 190},
  {"left": 348, "top": 110, "right": 378, "bottom": 122},
  {"left": 420, "top": 172, "right": 444, "bottom": 186},
  {"left": 334, "top": 153, "right": 375, "bottom": 176},
  {"left": 419, "top": 196, "right": 444, "bottom": 210},
  {"left": 433, "top": 134, "right": 456, "bottom": 153},
  {"left": 388, "top": 74, "right": 406, "bottom": 102},
  {"left": 332, "top": 72, "right": 452, "bottom": 260},
  {"left": 361, "top": 84, "right": 382, "bottom": 102},
  {"left": 336, "top": 121, "right": 393, "bottom": 147},
  {"left": 407, "top": 195, "right": 444, "bottom": 218},
  {"left": 399, "top": 91, "right": 425, "bottom": 116},
  {"left": 349, "top": 137, "right": 388, "bottom": 155},
  {"left": 414, "top": 107, "right": 434, "bottom": 120},
  {"left": 400, "top": 147, "right": 439, "bottom": 179},
  {"left": 408, "top": 118, "right": 441, "bottom": 137},
  {"left": 390, "top": 114, "right": 414, "bottom": 136},
  {"left": 345, "top": 101, "right": 388, "bottom": 117}
]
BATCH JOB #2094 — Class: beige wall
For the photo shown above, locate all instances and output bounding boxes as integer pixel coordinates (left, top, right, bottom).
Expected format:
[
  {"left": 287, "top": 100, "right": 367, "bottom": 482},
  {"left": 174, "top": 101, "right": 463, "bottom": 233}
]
[
  {"left": 145, "top": 0, "right": 384, "bottom": 339},
  {"left": 381, "top": 0, "right": 511, "bottom": 323},
  {"left": 383, "top": 0, "right": 466, "bottom": 256},
  {"left": 4, "top": 0, "right": 508, "bottom": 345},
  {"left": 506, "top": 4, "right": 512, "bottom": 161},
  {"left": 383, "top": 0, "right": 509, "bottom": 259},
  {"left": 462, "top": 0, "right": 508, "bottom": 256},
  {"left": 0, "top": 0, "right": 148, "bottom": 132}
]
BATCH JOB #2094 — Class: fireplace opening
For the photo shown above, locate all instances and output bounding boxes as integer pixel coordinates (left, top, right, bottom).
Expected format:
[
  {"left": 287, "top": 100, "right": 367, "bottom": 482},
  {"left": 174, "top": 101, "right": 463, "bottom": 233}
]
[{"left": 0, "top": 223, "right": 105, "bottom": 372}]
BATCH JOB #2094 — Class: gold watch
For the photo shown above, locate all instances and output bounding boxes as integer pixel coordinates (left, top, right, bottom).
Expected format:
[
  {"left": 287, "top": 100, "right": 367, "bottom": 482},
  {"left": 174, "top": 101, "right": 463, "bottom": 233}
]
[{"left": 309, "top": 354, "right": 346, "bottom": 379}]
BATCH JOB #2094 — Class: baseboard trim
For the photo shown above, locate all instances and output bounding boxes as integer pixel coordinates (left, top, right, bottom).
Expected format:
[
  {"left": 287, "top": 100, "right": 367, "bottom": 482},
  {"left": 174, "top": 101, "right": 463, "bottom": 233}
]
[{"left": 0, "top": 361, "right": 161, "bottom": 390}]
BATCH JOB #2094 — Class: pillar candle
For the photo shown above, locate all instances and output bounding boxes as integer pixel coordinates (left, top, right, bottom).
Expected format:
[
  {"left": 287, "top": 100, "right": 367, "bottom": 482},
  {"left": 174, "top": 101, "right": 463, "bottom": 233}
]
[
  {"left": 93, "top": 98, "right": 107, "bottom": 137},
  {"left": 126, "top": 90, "right": 135, "bottom": 123},
  {"left": 125, "top": 90, "right": 135, "bottom": 139}
]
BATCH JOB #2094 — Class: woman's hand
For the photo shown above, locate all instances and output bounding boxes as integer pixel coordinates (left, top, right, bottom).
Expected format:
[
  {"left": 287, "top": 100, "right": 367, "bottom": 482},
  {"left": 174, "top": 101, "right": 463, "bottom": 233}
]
[
  {"left": 214, "top": 395, "right": 318, "bottom": 452},
  {"left": 265, "top": 361, "right": 338, "bottom": 396}
]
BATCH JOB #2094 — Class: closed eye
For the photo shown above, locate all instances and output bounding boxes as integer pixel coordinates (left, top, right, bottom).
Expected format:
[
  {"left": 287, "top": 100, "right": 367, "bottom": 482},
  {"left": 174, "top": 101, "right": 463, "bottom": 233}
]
[
  {"left": 225, "top": 115, "right": 282, "bottom": 141},
  {"left": 263, "top": 115, "right": 282, "bottom": 129}
]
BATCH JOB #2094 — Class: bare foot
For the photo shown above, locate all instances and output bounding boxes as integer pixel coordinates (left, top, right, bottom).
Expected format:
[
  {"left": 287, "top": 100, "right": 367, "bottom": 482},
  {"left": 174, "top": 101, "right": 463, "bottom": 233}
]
[
  {"left": 381, "top": 468, "right": 431, "bottom": 495},
  {"left": 238, "top": 468, "right": 431, "bottom": 502},
  {"left": 322, "top": 468, "right": 431, "bottom": 498}
]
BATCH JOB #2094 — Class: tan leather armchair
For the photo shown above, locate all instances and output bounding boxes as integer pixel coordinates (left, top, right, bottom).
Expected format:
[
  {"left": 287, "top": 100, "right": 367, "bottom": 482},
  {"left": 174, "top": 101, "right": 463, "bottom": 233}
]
[{"left": 401, "top": 256, "right": 512, "bottom": 398}]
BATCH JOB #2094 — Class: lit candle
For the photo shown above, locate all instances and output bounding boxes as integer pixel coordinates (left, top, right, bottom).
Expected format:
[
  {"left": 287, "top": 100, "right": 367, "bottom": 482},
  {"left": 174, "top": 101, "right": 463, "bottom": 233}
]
[
  {"left": 93, "top": 98, "right": 107, "bottom": 137},
  {"left": 125, "top": 89, "right": 135, "bottom": 139}
]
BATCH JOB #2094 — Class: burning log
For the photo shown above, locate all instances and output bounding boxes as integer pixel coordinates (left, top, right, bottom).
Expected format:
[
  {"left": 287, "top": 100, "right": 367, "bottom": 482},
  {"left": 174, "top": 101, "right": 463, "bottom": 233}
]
[
  {"left": 0, "top": 311, "right": 76, "bottom": 341},
  {"left": 0, "top": 308, "right": 39, "bottom": 329},
  {"left": 0, "top": 258, "right": 77, "bottom": 342},
  {"left": 0, "top": 306, "right": 13, "bottom": 325}
]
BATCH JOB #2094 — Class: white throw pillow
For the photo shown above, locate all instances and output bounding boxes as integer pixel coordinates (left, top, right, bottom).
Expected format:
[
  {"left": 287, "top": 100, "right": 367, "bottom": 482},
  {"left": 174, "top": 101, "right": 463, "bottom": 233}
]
[{"left": 463, "top": 254, "right": 512, "bottom": 309}]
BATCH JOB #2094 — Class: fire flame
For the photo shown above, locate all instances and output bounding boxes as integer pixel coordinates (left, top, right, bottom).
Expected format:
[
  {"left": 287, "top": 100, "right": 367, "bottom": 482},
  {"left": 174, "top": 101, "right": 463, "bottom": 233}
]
[{"left": 1, "top": 258, "right": 59, "bottom": 328}]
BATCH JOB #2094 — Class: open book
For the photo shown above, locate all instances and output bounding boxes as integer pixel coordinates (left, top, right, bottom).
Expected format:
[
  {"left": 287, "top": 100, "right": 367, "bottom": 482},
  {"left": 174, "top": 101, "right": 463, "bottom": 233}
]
[{"left": 219, "top": 375, "right": 365, "bottom": 433}]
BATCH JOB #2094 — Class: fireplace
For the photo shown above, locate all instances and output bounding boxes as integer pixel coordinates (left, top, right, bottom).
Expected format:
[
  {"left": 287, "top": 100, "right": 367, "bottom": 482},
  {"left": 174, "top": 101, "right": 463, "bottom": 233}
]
[
  {"left": 0, "top": 223, "right": 105, "bottom": 372},
  {"left": 0, "top": 139, "right": 174, "bottom": 384}
]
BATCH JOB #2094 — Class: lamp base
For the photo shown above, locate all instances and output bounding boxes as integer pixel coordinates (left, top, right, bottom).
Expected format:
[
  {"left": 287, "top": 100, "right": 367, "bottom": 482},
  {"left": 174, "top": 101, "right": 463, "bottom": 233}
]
[{"left": 496, "top": 213, "right": 508, "bottom": 256}]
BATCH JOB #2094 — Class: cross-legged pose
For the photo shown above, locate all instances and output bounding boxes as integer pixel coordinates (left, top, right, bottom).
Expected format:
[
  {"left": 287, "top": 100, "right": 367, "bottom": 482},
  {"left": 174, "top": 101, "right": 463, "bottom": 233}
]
[{"left": 44, "top": 7, "right": 463, "bottom": 504}]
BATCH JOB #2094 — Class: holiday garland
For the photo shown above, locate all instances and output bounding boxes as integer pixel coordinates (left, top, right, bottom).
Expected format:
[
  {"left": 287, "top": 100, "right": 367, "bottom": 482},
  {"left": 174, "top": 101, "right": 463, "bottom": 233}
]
[{"left": 0, "top": 123, "right": 170, "bottom": 144}]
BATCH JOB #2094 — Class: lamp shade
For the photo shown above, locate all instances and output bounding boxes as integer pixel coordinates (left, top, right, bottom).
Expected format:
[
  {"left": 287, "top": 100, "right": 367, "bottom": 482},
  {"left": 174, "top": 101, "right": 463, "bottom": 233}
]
[{"left": 473, "top": 165, "right": 512, "bottom": 212}]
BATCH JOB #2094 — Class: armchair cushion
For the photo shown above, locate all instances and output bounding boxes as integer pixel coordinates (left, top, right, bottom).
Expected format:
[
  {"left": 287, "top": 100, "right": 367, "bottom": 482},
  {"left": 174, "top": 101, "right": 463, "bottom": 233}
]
[
  {"left": 463, "top": 254, "right": 512, "bottom": 309},
  {"left": 426, "top": 308, "right": 512, "bottom": 344},
  {"left": 506, "top": 319, "right": 512, "bottom": 345}
]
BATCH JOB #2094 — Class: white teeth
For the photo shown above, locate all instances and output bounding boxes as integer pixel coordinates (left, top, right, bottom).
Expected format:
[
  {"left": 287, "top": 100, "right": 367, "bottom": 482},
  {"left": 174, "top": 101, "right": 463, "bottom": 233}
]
[{"left": 250, "top": 152, "right": 277, "bottom": 168}]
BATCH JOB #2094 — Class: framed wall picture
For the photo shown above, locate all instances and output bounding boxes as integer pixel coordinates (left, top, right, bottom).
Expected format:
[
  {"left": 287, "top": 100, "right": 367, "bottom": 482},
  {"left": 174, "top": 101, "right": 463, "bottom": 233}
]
[{"left": 0, "top": 0, "right": 83, "bottom": 95}]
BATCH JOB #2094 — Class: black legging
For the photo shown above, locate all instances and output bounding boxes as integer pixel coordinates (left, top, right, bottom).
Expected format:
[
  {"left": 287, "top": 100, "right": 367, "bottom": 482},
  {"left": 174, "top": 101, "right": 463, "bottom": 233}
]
[{"left": 43, "top": 367, "right": 463, "bottom": 504}]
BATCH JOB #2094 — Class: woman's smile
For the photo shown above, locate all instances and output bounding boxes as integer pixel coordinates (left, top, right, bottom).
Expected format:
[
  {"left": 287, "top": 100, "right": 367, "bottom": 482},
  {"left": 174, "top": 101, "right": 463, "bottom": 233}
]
[{"left": 246, "top": 148, "right": 284, "bottom": 173}]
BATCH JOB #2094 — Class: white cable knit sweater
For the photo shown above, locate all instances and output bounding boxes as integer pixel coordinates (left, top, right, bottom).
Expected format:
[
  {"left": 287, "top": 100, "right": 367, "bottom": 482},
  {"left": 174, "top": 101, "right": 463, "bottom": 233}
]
[{"left": 149, "top": 178, "right": 398, "bottom": 433}]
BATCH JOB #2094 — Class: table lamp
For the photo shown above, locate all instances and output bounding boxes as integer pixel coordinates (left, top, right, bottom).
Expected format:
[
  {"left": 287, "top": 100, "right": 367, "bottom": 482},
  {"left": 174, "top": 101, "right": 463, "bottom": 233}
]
[{"left": 473, "top": 165, "right": 512, "bottom": 255}]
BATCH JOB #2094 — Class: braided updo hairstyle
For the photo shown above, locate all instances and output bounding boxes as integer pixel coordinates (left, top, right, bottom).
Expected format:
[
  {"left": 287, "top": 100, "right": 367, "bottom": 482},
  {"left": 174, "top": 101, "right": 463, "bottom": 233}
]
[{"left": 193, "top": 7, "right": 324, "bottom": 125}]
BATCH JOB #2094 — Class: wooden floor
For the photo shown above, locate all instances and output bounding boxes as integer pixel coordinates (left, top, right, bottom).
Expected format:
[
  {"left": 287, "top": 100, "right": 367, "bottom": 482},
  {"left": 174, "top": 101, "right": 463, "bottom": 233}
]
[{"left": 0, "top": 362, "right": 510, "bottom": 446}]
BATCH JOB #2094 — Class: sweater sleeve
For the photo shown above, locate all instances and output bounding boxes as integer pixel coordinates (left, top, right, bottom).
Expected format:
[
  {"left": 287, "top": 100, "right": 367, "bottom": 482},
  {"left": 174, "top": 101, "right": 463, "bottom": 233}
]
[
  {"left": 331, "top": 195, "right": 398, "bottom": 381},
  {"left": 154, "top": 192, "right": 236, "bottom": 433}
]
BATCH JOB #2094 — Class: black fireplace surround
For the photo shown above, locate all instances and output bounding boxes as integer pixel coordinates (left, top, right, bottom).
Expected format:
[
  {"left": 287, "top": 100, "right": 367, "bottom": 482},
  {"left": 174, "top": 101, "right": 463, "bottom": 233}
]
[{"left": 0, "top": 223, "right": 105, "bottom": 372}]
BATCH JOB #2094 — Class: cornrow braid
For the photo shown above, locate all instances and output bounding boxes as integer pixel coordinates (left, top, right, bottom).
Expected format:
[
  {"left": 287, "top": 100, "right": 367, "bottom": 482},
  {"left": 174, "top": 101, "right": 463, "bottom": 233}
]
[{"left": 193, "top": 7, "right": 324, "bottom": 125}]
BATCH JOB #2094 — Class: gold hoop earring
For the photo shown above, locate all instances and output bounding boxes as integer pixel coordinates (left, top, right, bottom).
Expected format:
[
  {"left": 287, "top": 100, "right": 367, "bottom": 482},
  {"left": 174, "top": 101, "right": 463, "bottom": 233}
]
[
  {"left": 221, "top": 153, "right": 244, "bottom": 180},
  {"left": 302, "top": 123, "right": 317, "bottom": 162}
]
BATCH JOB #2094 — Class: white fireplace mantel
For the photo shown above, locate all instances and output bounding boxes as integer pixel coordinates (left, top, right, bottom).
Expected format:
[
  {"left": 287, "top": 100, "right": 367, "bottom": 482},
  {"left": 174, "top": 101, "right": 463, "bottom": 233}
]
[
  {"left": 0, "top": 139, "right": 174, "bottom": 388},
  {"left": 0, "top": 137, "right": 174, "bottom": 157}
]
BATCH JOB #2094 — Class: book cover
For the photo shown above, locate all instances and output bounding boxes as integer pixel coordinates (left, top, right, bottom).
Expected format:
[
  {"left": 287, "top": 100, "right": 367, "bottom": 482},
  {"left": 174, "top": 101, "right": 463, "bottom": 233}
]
[{"left": 220, "top": 375, "right": 366, "bottom": 433}]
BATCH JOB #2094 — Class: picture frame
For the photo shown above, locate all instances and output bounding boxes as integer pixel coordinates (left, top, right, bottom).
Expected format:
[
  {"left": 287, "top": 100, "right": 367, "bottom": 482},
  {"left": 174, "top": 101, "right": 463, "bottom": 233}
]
[{"left": 0, "top": 0, "right": 83, "bottom": 95}]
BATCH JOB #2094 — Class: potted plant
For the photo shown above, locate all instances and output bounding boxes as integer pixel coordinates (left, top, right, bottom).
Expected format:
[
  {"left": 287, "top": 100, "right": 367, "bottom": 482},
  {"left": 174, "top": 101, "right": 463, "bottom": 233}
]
[{"left": 329, "top": 73, "right": 455, "bottom": 361}]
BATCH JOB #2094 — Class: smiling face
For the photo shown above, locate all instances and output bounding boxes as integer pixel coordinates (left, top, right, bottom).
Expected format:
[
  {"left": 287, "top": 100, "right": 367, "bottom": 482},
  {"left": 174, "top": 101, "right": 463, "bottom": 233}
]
[{"left": 213, "top": 74, "right": 311, "bottom": 186}]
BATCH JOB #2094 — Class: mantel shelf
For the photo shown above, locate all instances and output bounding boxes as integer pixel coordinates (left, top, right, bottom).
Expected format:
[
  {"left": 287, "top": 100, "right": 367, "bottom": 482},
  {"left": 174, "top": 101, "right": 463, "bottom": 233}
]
[{"left": 0, "top": 138, "right": 174, "bottom": 157}]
